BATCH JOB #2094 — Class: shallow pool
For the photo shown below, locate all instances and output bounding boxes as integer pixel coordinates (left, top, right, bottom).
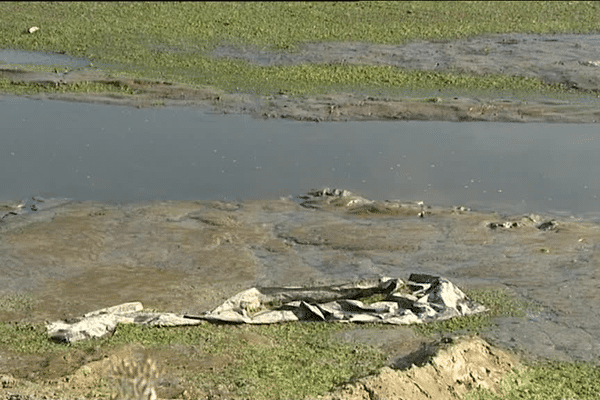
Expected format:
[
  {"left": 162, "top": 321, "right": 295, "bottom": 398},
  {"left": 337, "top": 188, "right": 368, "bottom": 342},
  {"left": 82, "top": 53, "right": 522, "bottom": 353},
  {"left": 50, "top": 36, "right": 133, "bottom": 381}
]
[{"left": 0, "top": 48, "right": 90, "bottom": 68}]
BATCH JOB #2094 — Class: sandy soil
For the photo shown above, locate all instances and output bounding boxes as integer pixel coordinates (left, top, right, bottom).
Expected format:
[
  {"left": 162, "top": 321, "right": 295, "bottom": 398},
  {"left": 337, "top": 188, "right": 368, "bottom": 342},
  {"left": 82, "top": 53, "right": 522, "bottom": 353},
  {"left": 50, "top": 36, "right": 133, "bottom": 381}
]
[{"left": 0, "top": 335, "right": 519, "bottom": 400}]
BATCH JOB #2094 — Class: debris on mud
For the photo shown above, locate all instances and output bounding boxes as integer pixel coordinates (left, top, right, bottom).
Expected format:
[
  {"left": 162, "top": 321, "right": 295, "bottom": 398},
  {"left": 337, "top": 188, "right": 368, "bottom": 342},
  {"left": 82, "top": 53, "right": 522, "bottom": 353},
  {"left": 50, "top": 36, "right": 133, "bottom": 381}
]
[
  {"left": 46, "top": 274, "right": 486, "bottom": 343},
  {"left": 197, "top": 274, "right": 486, "bottom": 324}
]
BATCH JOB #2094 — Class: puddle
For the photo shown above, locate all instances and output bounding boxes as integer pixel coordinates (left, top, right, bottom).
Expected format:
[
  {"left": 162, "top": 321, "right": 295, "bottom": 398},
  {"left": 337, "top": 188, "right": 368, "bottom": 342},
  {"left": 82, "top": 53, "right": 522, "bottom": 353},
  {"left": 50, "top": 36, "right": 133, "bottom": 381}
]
[
  {"left": 2, "top": 94, "right": 600, "bottom": 218},
  {"left": 0, "top": 49, "right": 90, "bottom": 68}
]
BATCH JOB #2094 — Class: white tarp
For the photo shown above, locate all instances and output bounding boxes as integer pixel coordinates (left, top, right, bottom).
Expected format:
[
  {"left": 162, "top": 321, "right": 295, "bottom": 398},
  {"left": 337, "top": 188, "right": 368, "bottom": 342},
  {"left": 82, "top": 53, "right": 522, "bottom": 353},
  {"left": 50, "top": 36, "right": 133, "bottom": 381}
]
[
  {"left": 47, "top": 274, "right": 486, "bottom": 343},
  {"left": 199, "top": 274, "right": 486, "bottom": 324}
]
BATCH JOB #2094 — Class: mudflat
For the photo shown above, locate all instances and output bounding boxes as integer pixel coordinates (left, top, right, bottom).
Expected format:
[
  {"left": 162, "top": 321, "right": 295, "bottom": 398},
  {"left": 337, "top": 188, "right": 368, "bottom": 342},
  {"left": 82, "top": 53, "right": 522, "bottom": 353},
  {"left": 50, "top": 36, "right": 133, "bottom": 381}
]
[
  {"left": 1, "top": 191, "right": 599, "bottom": 399},
  {"left": 2, "top": 192, "right": 599, "bottom": 363},
  {"left": 2, "top": 33, "right": 600, "bottom": 123}
]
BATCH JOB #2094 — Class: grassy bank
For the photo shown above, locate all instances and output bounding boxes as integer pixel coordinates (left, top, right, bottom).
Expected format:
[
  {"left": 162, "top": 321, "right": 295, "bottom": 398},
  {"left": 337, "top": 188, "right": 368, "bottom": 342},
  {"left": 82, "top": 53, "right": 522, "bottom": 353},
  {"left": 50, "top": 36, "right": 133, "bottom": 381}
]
[
  {"left": 467, "top": 362, "right": 600, "bottom": 400},
  {"left": 0, "top": 2, "right": 598, "bottom": 96},
  {"left": 3, "top": 319, "right": 597, "bottom": 400},
  {"left": 3, "top": 289, "right": 597, "bottom": 400}
]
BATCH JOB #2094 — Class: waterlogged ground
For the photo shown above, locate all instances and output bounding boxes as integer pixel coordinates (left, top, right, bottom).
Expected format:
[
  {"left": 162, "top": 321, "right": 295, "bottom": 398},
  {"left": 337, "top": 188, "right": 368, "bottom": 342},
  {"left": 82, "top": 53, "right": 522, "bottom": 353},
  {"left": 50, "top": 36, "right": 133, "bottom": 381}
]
[
  {"left": 1, "top": 191, "right": 600, "bottom": 399},
  {"left": 2, "top": 33, "right": 600, "bottom": 123}
]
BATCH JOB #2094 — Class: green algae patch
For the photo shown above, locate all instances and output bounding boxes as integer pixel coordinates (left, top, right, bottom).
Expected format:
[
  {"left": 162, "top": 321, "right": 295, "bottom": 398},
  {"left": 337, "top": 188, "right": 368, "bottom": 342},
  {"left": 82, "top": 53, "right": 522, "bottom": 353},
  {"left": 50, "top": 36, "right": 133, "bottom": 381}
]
[
  {"left": 0, "top": 77, "right": 135, "bottom": 95},
  {"left": 1, "top": 2, "right": 598, "bottom": 55},
  {"left": 198, "top": 61, "right": 565, "bottom": 96},
  {"left": 0, "top": 294, "right": 35, "bottom": 314},
  {"left": 0, "top": 2, "right": 599, "bottom": 97}
]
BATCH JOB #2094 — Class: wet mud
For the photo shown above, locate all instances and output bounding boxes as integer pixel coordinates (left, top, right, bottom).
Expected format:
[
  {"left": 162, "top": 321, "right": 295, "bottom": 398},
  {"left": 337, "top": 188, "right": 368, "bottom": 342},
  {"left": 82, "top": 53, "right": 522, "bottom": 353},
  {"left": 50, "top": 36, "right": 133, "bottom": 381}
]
[
  {"left": 2, "top": 192, "right": 600, "bottom": 366},
  {"left": 2, "top": 33, "right": 600, "bottom": 123},
  {"left": 215, "top": 33, "right": 600, "bottom": 91}
]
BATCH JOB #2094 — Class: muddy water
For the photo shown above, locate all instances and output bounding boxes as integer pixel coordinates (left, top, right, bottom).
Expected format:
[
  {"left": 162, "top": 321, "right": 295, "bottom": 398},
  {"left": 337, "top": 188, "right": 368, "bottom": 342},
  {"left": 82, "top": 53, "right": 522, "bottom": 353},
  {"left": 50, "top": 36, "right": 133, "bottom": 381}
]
[{"left": 2, "top": 94, "right": 600, "bottom": 217}]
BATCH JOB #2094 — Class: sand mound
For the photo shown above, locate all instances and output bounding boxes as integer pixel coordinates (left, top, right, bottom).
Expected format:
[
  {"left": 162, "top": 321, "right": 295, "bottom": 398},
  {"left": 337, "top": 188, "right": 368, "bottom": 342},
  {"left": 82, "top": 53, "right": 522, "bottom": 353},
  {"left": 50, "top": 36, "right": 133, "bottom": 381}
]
[{"left": 323, "top": 336, "right": 519, "bottom": 400}]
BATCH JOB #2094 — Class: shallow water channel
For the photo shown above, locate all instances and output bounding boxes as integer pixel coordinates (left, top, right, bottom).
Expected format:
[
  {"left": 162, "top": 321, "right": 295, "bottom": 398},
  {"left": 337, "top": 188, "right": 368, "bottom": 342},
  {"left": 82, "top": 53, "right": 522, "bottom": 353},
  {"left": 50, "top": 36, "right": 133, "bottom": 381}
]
[{"left": 2, "top": 94, "right": 600, "bottom": 218}]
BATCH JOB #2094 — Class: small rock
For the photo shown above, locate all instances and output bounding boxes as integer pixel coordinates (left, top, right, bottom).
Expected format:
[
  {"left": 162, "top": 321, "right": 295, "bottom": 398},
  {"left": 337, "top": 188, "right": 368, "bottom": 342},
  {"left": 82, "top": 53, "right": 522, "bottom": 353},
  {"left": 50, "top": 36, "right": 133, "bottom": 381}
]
[
  {"left": 28, "top": 26, "right": 39, "bottom": 34},
  {"left": 537, "top": 220, "right": 558, "bottom": 231},
  {"left": 1, "top": 374, "right": 17, "bottom": 389},
  {"left": 581, "top": 60, "right": 600, "bottom": 67},
  {"left": 489, "top": 221, "right": 518, "bottom": 229}
]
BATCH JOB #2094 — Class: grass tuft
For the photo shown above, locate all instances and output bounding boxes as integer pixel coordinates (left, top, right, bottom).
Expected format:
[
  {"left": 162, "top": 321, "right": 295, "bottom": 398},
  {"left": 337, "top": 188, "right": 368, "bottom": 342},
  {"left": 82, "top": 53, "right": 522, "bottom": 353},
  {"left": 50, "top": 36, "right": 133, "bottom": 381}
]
[{"left": 109, "top": 353, "right": 159, "bottom": 400}]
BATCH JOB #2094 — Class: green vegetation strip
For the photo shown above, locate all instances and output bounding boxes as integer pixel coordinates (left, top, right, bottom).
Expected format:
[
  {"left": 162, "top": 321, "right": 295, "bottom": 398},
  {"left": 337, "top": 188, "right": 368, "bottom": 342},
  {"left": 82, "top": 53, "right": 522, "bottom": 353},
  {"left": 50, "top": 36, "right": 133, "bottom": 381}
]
[
  {"left": 0, "top": 321, "right": 385, "bottom": 399},
  {"left": 0, "top": 2, "right": 598, "bottom": 96},
  {"left": 174, "top": 62, "right": 564, "bottom": 96},
  {"left": 467, "top": 362, "right": 600, "bottom": 400},
  {"left": 0, "top": 288, "right": 597, "bottom": 399},
  {"left": 0, "top": 77, "right": 135, "bottom": 95},
  {"left": 2, "top": 2, "right": 598, "bottom": 54},
  {"left": 0, "top": 322, "right": 65, "bottom": 353},
  {"left": 113, "top": 323, "right": 384, "bottom": 399}
]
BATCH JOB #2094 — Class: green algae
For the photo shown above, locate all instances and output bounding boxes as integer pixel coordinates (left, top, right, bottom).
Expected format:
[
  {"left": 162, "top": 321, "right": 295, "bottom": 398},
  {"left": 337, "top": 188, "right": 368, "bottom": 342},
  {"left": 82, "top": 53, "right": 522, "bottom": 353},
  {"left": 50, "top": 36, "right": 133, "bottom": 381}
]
[
  {"left": 0, "top": 77, "right": 135, "bottom": 95},
  {"left": 1, "top": 2, "right": 598, "bottom": 55}
]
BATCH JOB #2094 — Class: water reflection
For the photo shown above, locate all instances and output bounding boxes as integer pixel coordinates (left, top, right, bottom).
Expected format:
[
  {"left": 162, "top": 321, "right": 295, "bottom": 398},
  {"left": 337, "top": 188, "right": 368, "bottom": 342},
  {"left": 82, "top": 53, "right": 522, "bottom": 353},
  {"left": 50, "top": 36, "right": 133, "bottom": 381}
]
[{"left": 1, "top": 95, "right": 599, "bottom": 218}]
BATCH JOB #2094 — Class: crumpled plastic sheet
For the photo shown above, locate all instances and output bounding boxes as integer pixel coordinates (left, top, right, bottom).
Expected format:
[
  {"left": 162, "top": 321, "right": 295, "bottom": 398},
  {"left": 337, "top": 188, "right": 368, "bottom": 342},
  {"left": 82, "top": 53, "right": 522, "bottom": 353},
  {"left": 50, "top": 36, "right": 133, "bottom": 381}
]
[
  {"left": 47, "top": 274, "right": 486, "bottom": 343},
  {"left": 47, "top": 302, "right": 203, "bottom": 344},
  {"left": 199, "top": 274, "right": 486, "bottom": 324}
]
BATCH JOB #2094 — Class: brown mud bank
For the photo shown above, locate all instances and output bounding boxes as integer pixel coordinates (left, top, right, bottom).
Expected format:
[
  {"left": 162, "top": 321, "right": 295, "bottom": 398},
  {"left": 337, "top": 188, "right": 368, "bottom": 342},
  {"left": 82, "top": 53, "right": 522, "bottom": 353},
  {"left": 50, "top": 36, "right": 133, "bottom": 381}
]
[
  {"left": 3, "top": 67, "right": 599, "bottom": 123},
  {"left": 1, "top": 190, "right": 599, "bottom": 399},
  {"left": 2, "top": 190, "right": 600, "bottom": 364},
  {"left": 2, "top": 33, "right": 600, "bottom": 122}
]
